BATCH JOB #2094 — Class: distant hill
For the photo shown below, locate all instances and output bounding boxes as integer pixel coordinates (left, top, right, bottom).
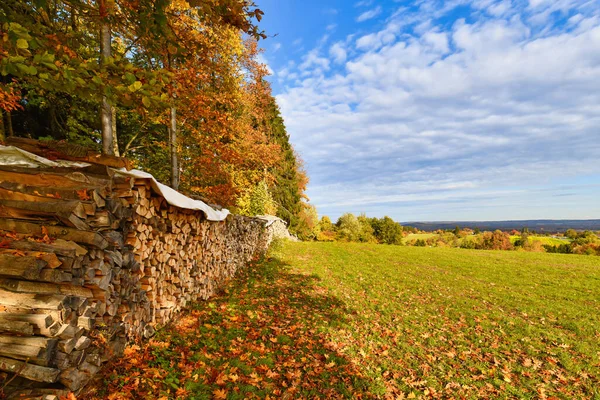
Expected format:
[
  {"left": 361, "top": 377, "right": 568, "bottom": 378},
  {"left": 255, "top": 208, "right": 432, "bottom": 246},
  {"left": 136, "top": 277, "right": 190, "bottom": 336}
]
[{"left": 403, "top": 220, "right": 600, "bottom": 232}]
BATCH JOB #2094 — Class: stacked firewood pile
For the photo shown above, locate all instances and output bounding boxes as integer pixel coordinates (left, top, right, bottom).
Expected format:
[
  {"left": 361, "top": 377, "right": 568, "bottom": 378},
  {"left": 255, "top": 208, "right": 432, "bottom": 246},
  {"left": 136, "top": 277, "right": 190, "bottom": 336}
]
[{"left": 0, "top": 139, "right": 272, "bottom": 398}]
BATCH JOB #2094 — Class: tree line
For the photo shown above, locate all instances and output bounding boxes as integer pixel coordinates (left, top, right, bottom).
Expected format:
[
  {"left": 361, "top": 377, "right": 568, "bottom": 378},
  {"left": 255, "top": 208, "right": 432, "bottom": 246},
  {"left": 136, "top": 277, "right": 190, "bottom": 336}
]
[
  {"left": 310, "top": 213, "right": 413, "bottom": 245},
  {"left": 307, "top": 213, "right": 600, "bottom": 256},
  {"left": 0, "top": 0, "right": 313, "bottom": 234}
]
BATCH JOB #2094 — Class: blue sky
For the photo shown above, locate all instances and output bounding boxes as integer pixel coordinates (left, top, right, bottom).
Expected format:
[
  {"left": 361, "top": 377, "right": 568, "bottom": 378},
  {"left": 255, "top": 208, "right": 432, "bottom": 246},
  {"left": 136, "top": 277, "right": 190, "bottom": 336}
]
[{"left": 256, "top": 0, "right": 600, "bottom": 222}]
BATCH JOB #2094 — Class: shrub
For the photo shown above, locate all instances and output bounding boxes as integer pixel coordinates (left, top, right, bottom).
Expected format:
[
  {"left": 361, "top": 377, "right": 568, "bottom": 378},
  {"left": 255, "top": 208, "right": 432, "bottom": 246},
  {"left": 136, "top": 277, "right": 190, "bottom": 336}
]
[
  {"left": 543, "top": 243, "right": 572, "bottom": 254},
  {"left": 476, "top": 230, "right": 513, "bottom": 250},
  {"left": 317, "top": 230, "right": 336, "bottom": 242},
  {"left": 296, "top": 203, "right": 319, "bottom": 241},
  {"left": 336, "top": 213, "right": 361, "bottom": 242},
  {"left": 371, "top": 216, "right": 403, "bottom": 245}
]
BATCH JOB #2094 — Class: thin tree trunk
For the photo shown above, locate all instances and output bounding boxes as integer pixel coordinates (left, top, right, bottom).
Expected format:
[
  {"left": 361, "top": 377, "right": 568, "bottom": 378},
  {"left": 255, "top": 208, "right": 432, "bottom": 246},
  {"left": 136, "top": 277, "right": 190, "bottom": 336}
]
[
  {"left": 99, "top": 21, "right": 113, "bottom": 155},
  {"left": 6, "top": 111, "right": 14, "bottom": 137},
  {"left": 0, "top": 111, "right": 5, "bottom": 141},
  {"left": 111, "top": 106, "right": 119, "bottom": 156},
  {"left": 169, "top": 107, "right": 179, "bottom": 190}
]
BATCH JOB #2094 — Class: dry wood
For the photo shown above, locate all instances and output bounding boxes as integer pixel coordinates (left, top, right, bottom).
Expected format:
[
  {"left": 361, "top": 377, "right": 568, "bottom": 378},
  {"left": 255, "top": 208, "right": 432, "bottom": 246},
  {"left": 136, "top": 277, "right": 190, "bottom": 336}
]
[
  {"left": 0, "top": 153, "right": 275, "bottom": 393},
  {"left": 0, "top": 279, "right": 92, "bottom": 298},
  {"left": 0, "top": 199, "right": 87, "bottom": 219},
  {"left": 6, "top": 137, "right": 132, "bottom": 170},
  {"left": 0, "top": 250, "right": 61, "bottom": 269},
  {"left": 0, "top": 319, "right": 33, "bottom": 335},
  {"left": 0, "top": 254, "right": 47, "bottom": 280},
  {"left": 0, "top": 219, "right": 108, "bottom": 249},
  {"left": 0, "top": 168, "right": 103, "bottom": 190},
  {"left": 0, "top": 356, "right": 60, "bottom": 382},
  {"left": 0, "top": 289, "right": 68, "bottom": 310},
  {"left": 0, "top": 238, "right": 86, "bottom": 257},
  {"left": 0, "top": 313, "right": 53, "bottom": 329}
]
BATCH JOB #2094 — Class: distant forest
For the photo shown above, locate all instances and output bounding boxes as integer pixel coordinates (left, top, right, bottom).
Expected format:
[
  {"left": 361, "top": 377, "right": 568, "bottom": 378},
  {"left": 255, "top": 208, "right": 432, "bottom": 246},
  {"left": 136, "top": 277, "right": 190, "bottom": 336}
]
[{"left": 403, "top": 220, "right": 600, "bottom": 232}]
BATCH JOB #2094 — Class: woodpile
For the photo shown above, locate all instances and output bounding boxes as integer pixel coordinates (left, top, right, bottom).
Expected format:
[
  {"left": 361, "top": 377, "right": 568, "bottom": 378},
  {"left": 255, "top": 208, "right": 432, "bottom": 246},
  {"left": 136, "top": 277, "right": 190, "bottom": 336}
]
[{"left": 0, "top": 141, "right": 273, "bottom": 397}]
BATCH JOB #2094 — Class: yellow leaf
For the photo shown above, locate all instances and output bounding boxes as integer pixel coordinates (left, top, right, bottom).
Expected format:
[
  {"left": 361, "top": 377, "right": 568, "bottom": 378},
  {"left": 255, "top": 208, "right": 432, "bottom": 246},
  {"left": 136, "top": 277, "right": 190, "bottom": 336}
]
[
  {"left": 128, "top": 81, "right": 142, "bottom": 92},
  {"left": 16, "top": 38, "right": 28, "bottom": 49},
  {"left": 213, "top": 388, "right": 227, "bottom": 399}
]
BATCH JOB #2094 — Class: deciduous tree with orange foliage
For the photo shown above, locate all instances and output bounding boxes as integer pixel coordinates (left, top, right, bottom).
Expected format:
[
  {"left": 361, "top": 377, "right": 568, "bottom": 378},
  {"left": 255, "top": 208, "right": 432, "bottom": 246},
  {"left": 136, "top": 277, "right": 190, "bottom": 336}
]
[{"left": 1, "top": 0, "right": 310, "bottom": 227}]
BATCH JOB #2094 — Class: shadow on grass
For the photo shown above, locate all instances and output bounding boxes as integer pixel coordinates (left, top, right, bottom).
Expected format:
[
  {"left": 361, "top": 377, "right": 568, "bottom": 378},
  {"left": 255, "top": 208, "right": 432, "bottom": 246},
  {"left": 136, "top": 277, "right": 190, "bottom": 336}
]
[{"left": 88, "top": 254, "right": 375, "bottom": 400}]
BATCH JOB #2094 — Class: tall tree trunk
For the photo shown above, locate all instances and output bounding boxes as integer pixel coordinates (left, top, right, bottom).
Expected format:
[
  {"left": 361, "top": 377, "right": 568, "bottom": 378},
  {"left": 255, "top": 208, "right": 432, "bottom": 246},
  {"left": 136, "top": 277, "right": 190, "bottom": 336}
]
[
  {"left": 100, "top": 22, "right": 113, "bottom": 155},
  {"left": 169, "top": 107, "right": 179, "bottom": 190},
  {"left": 111, "top": 106, "right": 119, "bottom": 156},
  {"left": 0, "top": 111, "right": 5, "bottom": 141},
  {"left": 6, "top": 111, "right": 14, "bottom": 137}
]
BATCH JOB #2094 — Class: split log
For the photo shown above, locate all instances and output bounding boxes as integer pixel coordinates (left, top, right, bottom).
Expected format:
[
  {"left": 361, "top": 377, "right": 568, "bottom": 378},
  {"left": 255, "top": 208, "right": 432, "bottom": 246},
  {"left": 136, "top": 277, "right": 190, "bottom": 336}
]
[
  {"left": 0, "top": 238, "right": 87, "bottom": 257},
  {"left": 0, "top": 319, "right": 33, "bottom": 335},
  {"left": 0, "top": 168, "right": 107, "bottom": 190},
  {"left": 6, "top": 137, "right": 132, "bottom": 170},
  {"left": 0, "top": 356, "right": 60, "bottom": 383},
  {"left": 0, "top": 254, "right": 47, "bottom": 280},
  {"left": 0, "top": 279, "right": 92, "bottom": 298},
  {"left": 0, "top": 313, "right": 53, "bottom": 329},
  {"left": 0, "top": 199, "right": 87, "bottom": 219},
  {"left": 0, "top": 289, "right": 68, "bottom": 310},
  {"left": 0, "top": 219, "right": 108, "bottom": 249},
  {"left": 0, "top": 250, "right": 61, "bottom": 269}
]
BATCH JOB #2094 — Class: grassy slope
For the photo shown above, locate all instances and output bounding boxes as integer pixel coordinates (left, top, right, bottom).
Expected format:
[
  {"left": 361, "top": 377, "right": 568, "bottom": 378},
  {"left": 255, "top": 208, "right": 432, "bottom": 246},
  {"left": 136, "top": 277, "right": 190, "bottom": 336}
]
[
  {"left": 279, "top": 242, "right": 600, "bottom": 398},
  {"left": 404, "top": 233, "right": 437, "bottom": 241},
  {"left": 92, "top": 242, "right": 600, "bottom": 399},
  {"left": 509, "top": 235, "right": 570, "bottom": 246}
]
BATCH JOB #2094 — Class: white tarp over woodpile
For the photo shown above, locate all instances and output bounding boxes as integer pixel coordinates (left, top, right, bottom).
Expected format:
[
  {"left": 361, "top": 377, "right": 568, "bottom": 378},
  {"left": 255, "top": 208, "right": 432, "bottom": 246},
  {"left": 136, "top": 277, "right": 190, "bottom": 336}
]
[
  {"left": 255, "top": 215, "right": 287, "bottom": 227},
  {"left": 0, "top": 145, "right": 230, "bottom": 221}
]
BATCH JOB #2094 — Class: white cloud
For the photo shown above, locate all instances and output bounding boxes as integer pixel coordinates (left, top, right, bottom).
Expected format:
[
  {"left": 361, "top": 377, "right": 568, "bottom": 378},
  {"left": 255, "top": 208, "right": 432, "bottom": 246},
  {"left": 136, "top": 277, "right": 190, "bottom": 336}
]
[
  {"left": 276, "top": 0, "right": 600, "bottom": 220},
  {"left": 421, "top": 30, "right": 450, "bottom": 53},
  {"left": 356, "top": 20, "right": 402, "bottom": 50},
  {"left": 357, "top": 6, "right": 383, "bottom": 22},
  {"left": 299, "top": 49, "right": 330, "bottom": 72},
  {"left": 355, "top": 0, "right": 373, "bottom": 7},
  {"left": 329, "top": 42, "right": 348, "bottom": 64}
]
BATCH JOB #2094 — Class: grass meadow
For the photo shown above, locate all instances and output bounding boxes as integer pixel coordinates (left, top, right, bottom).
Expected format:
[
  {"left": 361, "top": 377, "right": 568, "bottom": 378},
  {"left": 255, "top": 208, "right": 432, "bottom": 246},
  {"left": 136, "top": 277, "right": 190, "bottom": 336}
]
[
  {"left": 509, "top": 235, "right": 570, "bottom": 246},
  {"left": 93, "top": 241, "right": 600, "bottom": 399}
]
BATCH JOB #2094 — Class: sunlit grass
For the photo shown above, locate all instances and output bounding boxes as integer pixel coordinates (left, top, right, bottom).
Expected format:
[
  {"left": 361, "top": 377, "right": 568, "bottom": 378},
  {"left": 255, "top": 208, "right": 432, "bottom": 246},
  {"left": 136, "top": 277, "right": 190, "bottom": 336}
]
[
  {"left": 277, "top": 241, "right": 600, "bottom": 398},
  {"left": 509, "top": 235, "right": 571, "bottom": 246}
]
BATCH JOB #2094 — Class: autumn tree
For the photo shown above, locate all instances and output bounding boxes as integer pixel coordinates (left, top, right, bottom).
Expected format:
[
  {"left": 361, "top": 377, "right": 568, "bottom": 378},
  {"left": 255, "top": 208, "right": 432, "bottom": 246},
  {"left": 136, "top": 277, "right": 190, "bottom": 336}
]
[
  {"left": 1, "top": 0, "right": 312, "bottom": 227},
  {"left": 371, "top": 216, "right": 403, "bottom": 245}
]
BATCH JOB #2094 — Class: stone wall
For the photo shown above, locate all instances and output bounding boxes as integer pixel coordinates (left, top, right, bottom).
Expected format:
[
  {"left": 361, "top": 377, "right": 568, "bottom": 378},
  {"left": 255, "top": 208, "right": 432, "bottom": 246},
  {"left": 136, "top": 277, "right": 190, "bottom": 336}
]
[{"left": 0, "top": 164, "right": 278, "bottom": 398}]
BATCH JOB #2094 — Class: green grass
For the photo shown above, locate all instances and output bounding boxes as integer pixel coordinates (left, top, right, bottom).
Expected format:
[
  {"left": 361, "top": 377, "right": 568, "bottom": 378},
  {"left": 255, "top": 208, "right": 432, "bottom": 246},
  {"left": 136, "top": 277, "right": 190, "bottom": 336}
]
[
  {"left": 509, "top": 235, "right": 571, "bottom": 246},
  {"left": 276, "top": 242, "right": 600, "bottom": 399},
  {"left": 95, "top": 241, "right": 600, "bottom": 399},
  {"left": 404, "top": 233, "right": 437, "bottom": 241}
]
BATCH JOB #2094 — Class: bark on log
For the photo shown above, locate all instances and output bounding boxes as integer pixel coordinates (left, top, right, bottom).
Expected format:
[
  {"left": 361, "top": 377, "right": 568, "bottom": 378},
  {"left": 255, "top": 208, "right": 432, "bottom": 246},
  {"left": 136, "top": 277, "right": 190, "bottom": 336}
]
[
  {"left": 5, "top": 137, "right": 130, "bottom": 170},
  {"left": 0, "top": 356, "right": 60, "bottom": 382},
  {"left": 0, "top": 219, "right": 108, "bottom": 249}
]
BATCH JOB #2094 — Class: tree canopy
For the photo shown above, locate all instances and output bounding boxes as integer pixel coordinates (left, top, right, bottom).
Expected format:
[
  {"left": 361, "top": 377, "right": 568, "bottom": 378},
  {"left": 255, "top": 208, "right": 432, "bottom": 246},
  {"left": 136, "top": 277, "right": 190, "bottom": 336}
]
[{"left": 1, "top": 0, "right": 309, "bottom": 232}]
